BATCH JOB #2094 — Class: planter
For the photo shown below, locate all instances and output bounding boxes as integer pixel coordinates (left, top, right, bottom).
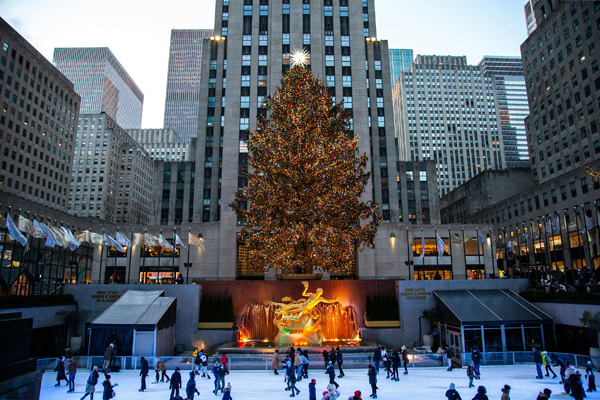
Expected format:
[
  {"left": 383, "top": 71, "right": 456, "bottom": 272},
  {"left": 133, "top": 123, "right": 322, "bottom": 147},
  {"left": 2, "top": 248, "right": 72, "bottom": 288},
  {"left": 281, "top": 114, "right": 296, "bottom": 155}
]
[
  {"left": 70, "top": 336, "right": 83, "bottom": 353},
  {"left": 590, "top": 347, "right": 600, "bottom": 370},
  {"left": 364, "top": 320, "right": 400, "bottom": 328},
  {"left": 198, "top": 322, "right": 234, "bottom": 329}
]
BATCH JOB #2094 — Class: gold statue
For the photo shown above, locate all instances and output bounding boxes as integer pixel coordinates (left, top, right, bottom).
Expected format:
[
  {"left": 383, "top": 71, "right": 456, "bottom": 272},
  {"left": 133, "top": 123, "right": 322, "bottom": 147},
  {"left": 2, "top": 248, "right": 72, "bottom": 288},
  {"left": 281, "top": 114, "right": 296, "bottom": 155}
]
[{"left": 269, "top": 281, "right": 340, "bottom": 344}]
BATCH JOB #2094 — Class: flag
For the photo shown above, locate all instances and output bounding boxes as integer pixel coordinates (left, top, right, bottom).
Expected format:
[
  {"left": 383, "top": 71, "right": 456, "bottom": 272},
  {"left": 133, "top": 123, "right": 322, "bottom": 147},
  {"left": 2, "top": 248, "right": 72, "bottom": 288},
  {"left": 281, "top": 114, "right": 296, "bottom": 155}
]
[
  {"left": 61, "top": 227, "right": 81, "bottom": 251},
  {"left": 189, "top": 233, "right": 200, "bottom": 246},
  {"left": 116, "top": 231, "right": 132, "bottom": 248},
  {"left": 144, "top": 233, "right": 160, "bottom": 247},
  {"left": 436, "top": 233, "right": 445, "bottom": 261},
  {"left": 74, "top": 230, "right": 90, "bottom": 243},
  {"left": 407, "top": 232, "right": 415, "bottom": 246},
  {"left": 90, "top": 232, "right": 103, "bottom": 245},
  {"left": 585, "top": 215, "right": 594, "bottom": 231},
  {"left": 6, "top": 213, "right": 27, "bottom": 246},
  {"left": 103, "top": 234, "right": 124, "bottom": 253},
  {"left": 450, "top": 234, "right": 462, "bottom": 244},
  {"left": 523, "top": 228, "right": 528, "bottom": 241},
  {"left": 34, "top": 220, "right": 57, "bottom": 247},
  {"left": 159, "top": 234, "right": 174, "bottom": 251},
  {"left": 507, "top": 240, "right": 512, "bottom": 250},
  {"left": 133, "top": 233, "right": 144, "bottom": 246},
  {"left": 477, "top": 234, "right": 486, "bottom": 244},
  {"left": 21, "top": 217, "right": 44, "bottom": 238},
  {"left": 420, "top": 234, "right": 425, "bottom": 261},
  {"left": 49, "top": 226, "right": 66, "bottom": 247},
  {"left": 174, "top": 234, "right": 187, "bottom": 250},
  {"left": 552, "top": 216, "right": 561, "bottom": 233},
  {"left": 463, "top": 233, "right": 473, "bottom": 242},
  {"left": 546, "top": 218, "right": 553, "bottom": 234}
]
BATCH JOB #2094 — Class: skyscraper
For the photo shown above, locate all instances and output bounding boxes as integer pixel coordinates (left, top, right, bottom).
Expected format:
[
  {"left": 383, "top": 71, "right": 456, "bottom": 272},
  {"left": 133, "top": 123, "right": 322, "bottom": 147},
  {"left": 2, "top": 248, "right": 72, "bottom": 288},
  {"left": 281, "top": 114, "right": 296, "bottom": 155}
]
[
  {"left": 479, "top": 56, "right": 529, "bottom": 167},
  {"left": 393, "top": 55, "right": 504, "bottom": 196},
  {"left": 389, "top": 48, "right": 413, "bottom": 87},
  {"left": 0, "top": 18, "right": 80, "bottom": 212},
  {"left": 53, "top": 47, "right": 144, "bottom": 129},
  {"left": 163, "top": 29, "right": 214, "bottom": 142}
]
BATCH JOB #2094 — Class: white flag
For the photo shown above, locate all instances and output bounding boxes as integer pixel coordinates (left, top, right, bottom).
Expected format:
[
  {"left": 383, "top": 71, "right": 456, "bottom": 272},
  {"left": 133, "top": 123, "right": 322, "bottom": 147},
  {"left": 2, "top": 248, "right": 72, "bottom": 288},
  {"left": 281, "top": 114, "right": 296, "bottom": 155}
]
[
  {"left": 420, "top": 234, "right": 425, "bottom": 261},
  {"left": 103, "top": 234, "right": 124, "bottom": 253},
  {"left": 585, "top": 215, "right": 594, "bottom": 231},
  {"left": 477, "top": 234, "right": 486, "bottom": 244},
  {"left": 34, "top": 220, "right": 57, "bottom": 247},
  {"left": 116, "top": 231, "right": 132, "bottom": 248},
  {"left": 436, "top": 233, "right": 445, "bottom": 261},
  {"left": 6, "top": 213, "right": 27, "bottom": 247},
  {"left": 159, "top": 234, "right": 174, "bottom": 251},
  {"left": 60, "top": 227, "right": 81, "bottom": 251},
  {"left": 174, "top": 234, "right": 187, "bottom": 250}
]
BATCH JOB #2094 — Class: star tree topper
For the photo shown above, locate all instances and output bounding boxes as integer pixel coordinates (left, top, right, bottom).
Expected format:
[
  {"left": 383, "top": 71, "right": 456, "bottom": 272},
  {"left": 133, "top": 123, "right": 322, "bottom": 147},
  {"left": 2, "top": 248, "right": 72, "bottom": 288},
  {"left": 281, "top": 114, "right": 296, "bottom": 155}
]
[{"left": 290, "top": 48, "right": 310, "bottom": 67}]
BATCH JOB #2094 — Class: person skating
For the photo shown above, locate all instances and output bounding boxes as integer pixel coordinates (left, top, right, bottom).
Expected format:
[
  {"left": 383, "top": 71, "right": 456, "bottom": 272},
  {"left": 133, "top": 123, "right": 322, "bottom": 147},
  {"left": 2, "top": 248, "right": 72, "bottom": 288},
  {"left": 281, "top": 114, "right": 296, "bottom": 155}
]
[
  {"left": 533, "top": 348, "right": 544, "bottom": 379},
  {"left": 542, "top": 351, "right": 557, "bottom": 378},
  {"left": 391, "top": 348, "right": 400, "bottom": 381},
  {"left": 284, "top": 357, "right": 293, "bottom": 390},
  {"left": 272, "top": 349, "right": 283, "bottom": 375},
  {"left": 101, "top": 374, "right": 117, "bottom": 400},
  {"left": 212, "top": 361, "right": 220, "bottom": 394},
  {"left": 220, "top": 353, "right": 228, "bottom": 369},
  {"left": 445, "top": 346, "right": 454, "bottom": 371},
  {"left": 288, "top": 366, "right": 301, "bottom": 397},
  {"left": 352, "top": 390, "right": 363, "bottom": 400},
  {"left": 321, "top": 383, "right": 340, "bottom": 400},
  {"left": 586, "top": 361, "right": 597, "bottom": 392},
  {"left": 294, "top": 350, "right": 304, "bottom": 382},
  {"left": 157, "top": 359, "right": 170, "bottom": 382},
  {"left": 445, "top": 383, "right": 462, "bottom": 400},
  {"left": 471, "top": 348, "right": 482, "bottom": 378},
  {"left": 323, "top": 349, "right": 330, "bottom": 369},
  {"left": 381, "top": 347, "right": 391, "bottom": 379},
  {"left": 102, "top": 344, "right": 115, "bottom": 372},
  {"left": 54, "top": 356, "right": 68, "bottom": 387},
  {"left": 552, "top": 354, "right": 566, "bottom": 383},
  {"left": 170, "top": 366, "right": 182, "bottom": 399},
  {"left": 217, "top": 361, "right": 229, "bottom": 394},
  {"left": 67, "top": 357, "right": 78, "bottom": 393},
  {"left": 536, "top": 388, "right": 552, "bottom": 400},
  {"left": 569, "top": 371, "right": 585, "bottom": 400},
  {"left": 326, "top": 361, "right": 339, "bottom": 389},
  {"left": 139, "top": 356, "right": 148, "bottom": 392},
  {"left": 186, "top": 371, "right": 201, "bottom": 400},
  {"left": 373, "top": 344, "right": 382, "bottom": 372},
  {"left": 222, "top": 382, "right": 232, "bottom": 400},
  {"left": 80, "top": 366, "right": 99, "bottom": 400},
  {"left": 401, "top": 345, "right": 409, "bottom": 374},
  {"left": 194, "top": 350, "right": 202, "bottom": 375},
  {"left": 500, "top": 384, "right": 511, "bottom": 400},
  {"left": 471, "top": 386, "right": 488, "bottom": 400},
  {"left": 466, "top": 361, "right": 475, "bottom": 388},
  {"left": 301, "top": 350, "right": 310, "bottom": 378},
  {"left": 367, "top": 364, "right": 377, "bottom": 398},
  {"left": 336, "top": 347, "right": 345, "bottom": 378},
  {"left": 201, "top": 353, "right": 210, "bottom": 378},
  {"left": 309, "top": 378, "right": 317, "bottom": 400}
]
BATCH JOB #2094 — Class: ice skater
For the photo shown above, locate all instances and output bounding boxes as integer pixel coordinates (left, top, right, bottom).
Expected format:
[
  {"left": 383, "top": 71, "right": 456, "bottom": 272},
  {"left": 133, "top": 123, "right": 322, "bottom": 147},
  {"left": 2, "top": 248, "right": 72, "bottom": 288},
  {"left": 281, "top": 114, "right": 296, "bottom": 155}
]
[
  {"left": 54, "top": 356, "right": 68, "bottom": 387},
  {"left": 336, "top": 347, "right": 345, "bottom": 378},
  {"left": 586, "top": 361, "right": 596, "bottom": 392},
  {"left": 309, "top": 378, "right": 316, "bottom": 400},
  {"left": 500, "top": 384, "right": 511, "bottom": 400},
  {"left": 552, "top": 354, "right": 566, "bottom": 383},
  {"left": 80, "top": 366, "right": 99, "bottom": 400},
  {"left": 294, "top": 350, "right": 304, "bottom": 382},
  {"left": 201, "top": 353, "right": 210, "bottom": 378},
  {"left": 67, "top": 357, "right": 78, "bottom": 393},
  {"left": 326, "top": 361, "right": 339, "bottom": 389},
  {"left": 156, "top": 358, "right": 170, "bottom": 382},
  {"left": 186, "top": 371, "right": 200, "bottom": 400},
  {"left": 139, "top": 356, "right": 148, "bottom": 392},
  {"left": 288, "top": 366, "right": 301, "bottom": 397},
  {"left": 401, "top": 345, "right": 409, "bottom": 374},
  {"left": 302, "top": 350, "right": 310, "bottom": 378},
  {"left": 472, "top": 386, "right": 488, "bottom": 400},
  {"left": 542, "top": 351, "right": 557, "bottom": 378},
  {"left": 102, "top": 344, "right": 115, "bottom": 372},
  {"left": 222, "top": 382, "right": 232, "bottom": 400},
  {"left": 445, "top": 383, "right": 462, "bottom": 400},
  {"left": 536, "top": 388, "right": 552, "bottom": 400},
  {"left": 391, "top": 348, "right": 400, "bottom": 381},
  {"left": 367, "top": 364, "right": 378, "bottom": 398},
  {"left": 272, "top": 349, "right": 283, "bottom": 375},
  {"left": 471, "top": 348, "right": 482, "bottom": 378},
  {"left": 101, "top": 374, "right": 117, "bottom": 400},
  {"left": 533, "top": 348, "right": 543, "bottom": 379},
  {"left": 322, "top": 383, "right": 340, "bottom": 400},
  {"left": 373, "top": 344, "right": 381, "bottom": 372},
  {"left": 466, "top": 361, "right": 475, "bottom": 388},
  {"left": 170, "top": 367, "right": 182, "bottom": 399}
]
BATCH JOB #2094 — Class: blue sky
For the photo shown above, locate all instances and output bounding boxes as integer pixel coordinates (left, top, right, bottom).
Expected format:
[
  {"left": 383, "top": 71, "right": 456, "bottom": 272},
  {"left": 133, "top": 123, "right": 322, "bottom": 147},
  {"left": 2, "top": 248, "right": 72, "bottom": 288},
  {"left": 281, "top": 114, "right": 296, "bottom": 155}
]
[{"left": 1, "top": 0, "right": 528, "bottom": 128}]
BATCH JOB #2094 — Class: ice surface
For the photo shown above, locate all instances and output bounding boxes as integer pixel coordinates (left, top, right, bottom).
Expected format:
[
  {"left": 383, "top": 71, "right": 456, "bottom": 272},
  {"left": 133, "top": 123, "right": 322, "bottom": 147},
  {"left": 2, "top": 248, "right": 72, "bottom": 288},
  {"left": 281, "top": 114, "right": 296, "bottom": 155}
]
[{"left": 40, "top": 365, "right": 597, "bottom": 400}]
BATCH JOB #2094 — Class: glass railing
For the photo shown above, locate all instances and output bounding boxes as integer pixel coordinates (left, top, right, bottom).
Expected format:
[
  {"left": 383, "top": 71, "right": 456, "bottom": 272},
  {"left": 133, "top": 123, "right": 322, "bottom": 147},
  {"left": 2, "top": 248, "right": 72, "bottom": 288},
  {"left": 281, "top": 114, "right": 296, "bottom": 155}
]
[{"left": 461, "top": 351, "right": 593, "bottom": 368}]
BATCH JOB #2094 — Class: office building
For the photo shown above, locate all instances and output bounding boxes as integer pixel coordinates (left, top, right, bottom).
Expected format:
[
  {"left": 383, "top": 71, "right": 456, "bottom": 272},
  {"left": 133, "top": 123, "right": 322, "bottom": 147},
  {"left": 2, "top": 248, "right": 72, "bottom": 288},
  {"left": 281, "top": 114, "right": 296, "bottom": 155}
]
[
  {"left": 479, "top": 56, "right": 530, "bottom": 167},
  {"left": 389, "top": 48, "right": 413, "bottom": 87},
  {"left": 127, "top": 128, "right": 195, "bottom": 162},
  {"left": 164, "top": 29, "right": 214, "bottom": 142},
  {"left": 393, "top": 55, "right": 505, "bottom": 197},
  {"left": 69, "top": 112, "right": 153, "bottom": 224},
  {"left": 53, "top": 47, "right": 144, "bottom": 129},
  {"left": 0, "top": 18, "right": 80, "bottom": 212},
  {"left": 524, "top": 0, "right": 539, "bottom": 36}
]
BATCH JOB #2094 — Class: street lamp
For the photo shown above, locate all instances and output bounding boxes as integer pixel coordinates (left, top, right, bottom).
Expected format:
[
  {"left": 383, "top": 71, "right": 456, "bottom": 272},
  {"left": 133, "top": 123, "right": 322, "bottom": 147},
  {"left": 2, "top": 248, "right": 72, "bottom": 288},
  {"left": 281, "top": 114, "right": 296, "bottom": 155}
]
[{"left": 184, "top": 262, "right": 193, "bottom": 284}]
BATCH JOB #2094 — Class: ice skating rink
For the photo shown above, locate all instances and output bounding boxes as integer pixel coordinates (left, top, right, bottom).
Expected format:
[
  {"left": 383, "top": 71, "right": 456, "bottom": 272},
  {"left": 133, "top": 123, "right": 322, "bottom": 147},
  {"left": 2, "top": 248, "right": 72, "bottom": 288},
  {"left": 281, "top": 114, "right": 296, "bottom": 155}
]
[{"left": 40, "top": 364, "right": 597, "bottom": 400}]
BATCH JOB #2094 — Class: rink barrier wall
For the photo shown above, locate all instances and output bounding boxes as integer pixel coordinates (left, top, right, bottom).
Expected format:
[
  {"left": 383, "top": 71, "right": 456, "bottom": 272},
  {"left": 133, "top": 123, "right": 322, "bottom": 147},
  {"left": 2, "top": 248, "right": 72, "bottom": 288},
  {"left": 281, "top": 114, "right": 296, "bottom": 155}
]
[{"left": 36, "top": 351, "right": 595, "bottom": 372}]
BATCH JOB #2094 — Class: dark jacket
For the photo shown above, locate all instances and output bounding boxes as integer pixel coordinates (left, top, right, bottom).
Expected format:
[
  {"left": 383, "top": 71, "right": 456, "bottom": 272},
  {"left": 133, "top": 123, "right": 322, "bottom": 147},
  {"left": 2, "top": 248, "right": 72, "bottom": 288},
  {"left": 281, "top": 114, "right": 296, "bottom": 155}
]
[
  {"left": 67, "top": 360, "right": 78, "bottom": 375},
  {"left": 471, "top": 350, "right": 481, "bottom": 364},
  {"left": 446, "top": 347, "right": 454, "bottom": 358},
  {"left": 326, "top": 364, "right": 336, "bottom": 378},
  {"left": 368, "top": 367, "right": 377, "bottom": 385},
  {"left": 471, "top": 394, "right": 488, "bottom": 400},
  {"left": 533, "top": 350, "right": 542, "bottom": 364},
  {"left": 336, "top": 351, "right": 343, "bottom": 363},
  {"left": 391, "top": 351, "right": 400, "bottom": 366},
  {"left": 87, "top": 370, "right": 99, "bottom": 386},
  {"left": 54, "top": 359, "right": 67, "bottom": 380},
  {"left": 140, "top": 358, "right": 149, "bottom": 377},
  {"left": 373, "top": 347, "right": 381, "bottom": 361},
  {"left": 186, "top": 377, "right": 199, "bottom": 398},
  {"left": 402, "top": 348, "right": 408, "bottom": 362},
  {"left": 102, "top": 380, "right": 114, "bottom": 400},
  {"left": 194, "top": 354, "right": 201, "bottom": 366},
  {"left": 446, "top": 389, "right": 462, "bottom": 400},
  {"left": 323, "top": 350, "right": 330, "bottom": 362},
  {"left": 309, "top": 382, "right": 316, "bottom": 400},
  {"left": 218, "top": 366, "right": 229, "bottom": 377},
  {"left": 171, "top": 370, "right": 182, "bottom": 388}
]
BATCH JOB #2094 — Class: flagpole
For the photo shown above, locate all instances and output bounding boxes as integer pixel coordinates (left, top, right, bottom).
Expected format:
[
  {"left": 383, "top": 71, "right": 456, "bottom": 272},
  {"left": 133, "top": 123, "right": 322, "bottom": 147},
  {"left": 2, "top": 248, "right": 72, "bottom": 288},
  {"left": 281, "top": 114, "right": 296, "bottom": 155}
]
[
  {"left": 489, "top": 228, "right": 495, "bottom": 278},
  {"left": 58, "top": 221, "right": 67, "bottom": 288},
  {"left": 85, "top": 230, "right": 91, "bottom": 284},
  {"left": 46, "top": 217, "right": 57, "bottom": 295},
  {"left": 158, "top": 229, "right": 162, "bottom": 284},
  {"left": 114, "top": 228, "right": 119, "bottom": 284},
  {"left": 462, "top": 227, "right": 468, "bottom": 279},
  {"left": 14, "top": 208, "right": 24, "bottom": 295},
  {"left": 127, "top": 229, "right": 133, "bottom": 284},
  {"left": 502, "top": 226, "right": 507, "bottom": 276},
  {"left": 543, "top": 216, "right": 554, "bottom": 281},
  {"left": 406, "top": 227, "right": 411, "bottom": 281},
  {"left": 35, "top": 215, "right": 44, "bottom": 295},
  {"left": 574, "top": 206, "right": 584, "bottom": 275},
  {"left": 186, "top": 228, "right": 191, "bottom": 284},
  {"left": 143, "top": 229, "right": 147, "bottom": 284},
  {"left": 595, "top": 200, "right": 600, "bottom": 261},
  {"left": 561, "top": 209, "right": 575, "bottom": 287},
  {"left": 435, "top": 226, "right": 439, "bottom": 277},
  {"left": 173, "top": 227, "right": 176, "bottom": 284},
  {"left": 419, "top": 227, "right": 423, "bottom": 280},
  {"left": 2, "top": 207, "right": 10, "bottom": 297},
  {"left": 6, "top": 208, "right": 19, "bottom": 296},
  {"left": 98, "top": 228, "right": 105, "bottom": 284}
]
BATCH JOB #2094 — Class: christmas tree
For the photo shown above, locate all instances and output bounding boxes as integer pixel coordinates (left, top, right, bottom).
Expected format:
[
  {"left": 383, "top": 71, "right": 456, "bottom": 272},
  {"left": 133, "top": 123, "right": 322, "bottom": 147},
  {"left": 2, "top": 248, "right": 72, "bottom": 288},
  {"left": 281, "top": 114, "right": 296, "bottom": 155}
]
[{"left": 230, "top": 62, "right": 381, "bottom": 274}]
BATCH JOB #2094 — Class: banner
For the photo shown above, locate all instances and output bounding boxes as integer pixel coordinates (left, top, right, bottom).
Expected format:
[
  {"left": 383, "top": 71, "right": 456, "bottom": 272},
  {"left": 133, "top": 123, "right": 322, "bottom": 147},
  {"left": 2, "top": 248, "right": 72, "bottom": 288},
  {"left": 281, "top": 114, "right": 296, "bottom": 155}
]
[
  {"left": 436, "top": 233, "right": 445, "bottom": 261},
  {"left": 6, "top": 213, "right": 27, "bottom": 246},
  {"left": 103, "top": 234, "right": 124, "bottom": 253},
  {"left": 159, "top": 234, "right": 174, "bottom": 251},
  {"left": 116, "top": 231, "right": 133, "bottom": 248},
  {"left": 174, "top": 234, "right": 187, "bottom": 250},
  {"left": 61, "top": 227, "right": 81, "bottom": 251}
]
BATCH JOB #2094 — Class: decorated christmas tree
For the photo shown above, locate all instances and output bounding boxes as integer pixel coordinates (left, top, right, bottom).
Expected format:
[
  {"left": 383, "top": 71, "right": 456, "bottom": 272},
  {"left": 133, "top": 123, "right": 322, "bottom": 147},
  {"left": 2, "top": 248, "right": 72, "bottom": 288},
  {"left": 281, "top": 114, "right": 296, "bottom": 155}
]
[{"left": 230, "top": 60, "right": 381, "bottom": 274}]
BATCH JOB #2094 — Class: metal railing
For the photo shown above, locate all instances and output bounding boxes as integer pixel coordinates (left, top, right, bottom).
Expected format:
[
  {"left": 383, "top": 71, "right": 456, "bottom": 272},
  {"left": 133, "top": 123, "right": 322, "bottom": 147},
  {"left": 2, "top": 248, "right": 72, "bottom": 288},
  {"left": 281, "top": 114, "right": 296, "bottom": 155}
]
[
  {"left": 36, "top": 353, "right": 445, "bottom": 371},
  {"left": 460, "top": 351, "right": 594, "bottom": 369}
]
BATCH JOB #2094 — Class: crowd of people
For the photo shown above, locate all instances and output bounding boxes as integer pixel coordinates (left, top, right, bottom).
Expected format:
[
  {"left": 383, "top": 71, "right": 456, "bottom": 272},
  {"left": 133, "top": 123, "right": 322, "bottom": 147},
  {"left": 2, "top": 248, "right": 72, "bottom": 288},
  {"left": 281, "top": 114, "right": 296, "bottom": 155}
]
[{"left": 49, "top": 341, "right": 598, "bottom": 400}]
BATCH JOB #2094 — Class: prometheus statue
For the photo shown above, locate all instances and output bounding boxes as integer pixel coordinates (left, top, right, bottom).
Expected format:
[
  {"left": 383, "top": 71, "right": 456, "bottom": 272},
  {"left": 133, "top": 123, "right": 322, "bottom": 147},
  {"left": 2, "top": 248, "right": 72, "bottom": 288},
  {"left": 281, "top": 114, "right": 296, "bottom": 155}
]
[{"left": 269, "top": 281, "right": 340, "bottom": 345}]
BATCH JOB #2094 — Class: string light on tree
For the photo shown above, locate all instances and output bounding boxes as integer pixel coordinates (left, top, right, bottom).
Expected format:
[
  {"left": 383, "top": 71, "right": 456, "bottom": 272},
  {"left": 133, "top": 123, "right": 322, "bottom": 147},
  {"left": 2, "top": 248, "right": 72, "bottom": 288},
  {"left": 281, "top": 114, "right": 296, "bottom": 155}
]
[
  {"left": 290, "top": 48, "right": 310, "bottom": 67},
  {"left": 229, "top": 64, "right": 381, "bottom": 274}
]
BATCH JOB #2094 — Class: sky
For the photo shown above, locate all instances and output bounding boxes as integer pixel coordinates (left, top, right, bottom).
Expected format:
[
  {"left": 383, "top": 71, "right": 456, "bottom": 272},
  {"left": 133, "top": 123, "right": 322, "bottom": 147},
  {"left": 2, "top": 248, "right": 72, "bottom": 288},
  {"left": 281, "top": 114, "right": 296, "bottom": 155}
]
[{"left": 1, "top": 0, "right": 528, "bottom": 129}]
